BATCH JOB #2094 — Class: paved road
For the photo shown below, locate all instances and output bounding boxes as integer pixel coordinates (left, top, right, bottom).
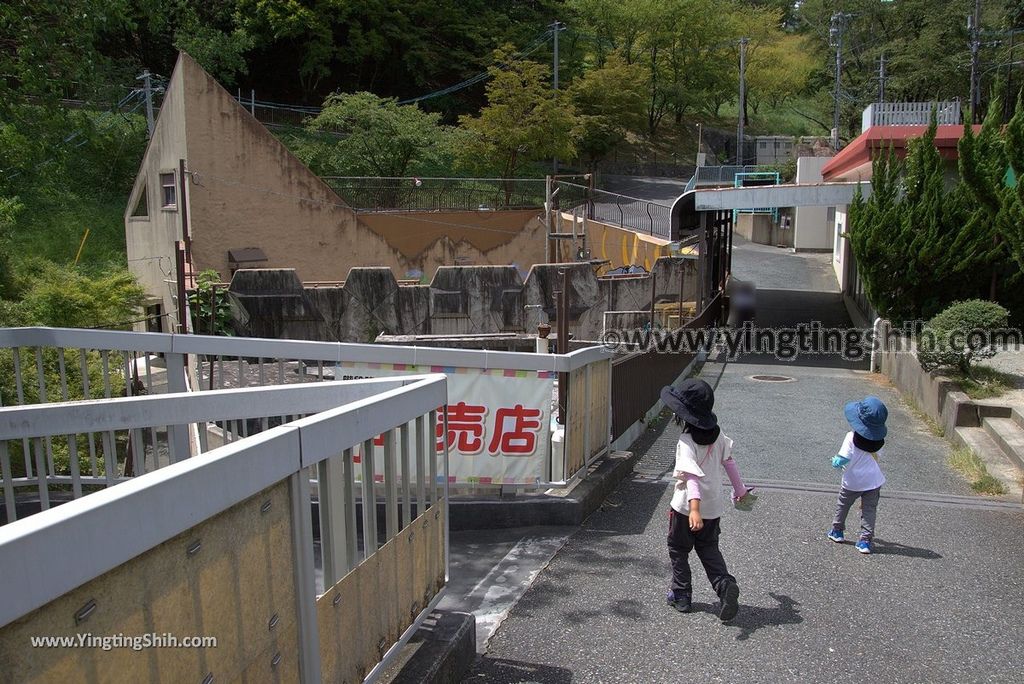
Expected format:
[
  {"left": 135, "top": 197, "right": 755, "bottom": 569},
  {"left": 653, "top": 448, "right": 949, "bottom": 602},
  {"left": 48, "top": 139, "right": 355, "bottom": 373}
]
[{"left": 464, "top": 239, "right": 1024, "bottom": 683}]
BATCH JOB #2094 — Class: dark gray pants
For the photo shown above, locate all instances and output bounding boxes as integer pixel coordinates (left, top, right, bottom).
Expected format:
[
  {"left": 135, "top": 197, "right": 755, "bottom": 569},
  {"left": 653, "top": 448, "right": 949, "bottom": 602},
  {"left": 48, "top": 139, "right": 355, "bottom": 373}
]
[{"left": 832, "top": 486, "right": 881, "bottom": 541}]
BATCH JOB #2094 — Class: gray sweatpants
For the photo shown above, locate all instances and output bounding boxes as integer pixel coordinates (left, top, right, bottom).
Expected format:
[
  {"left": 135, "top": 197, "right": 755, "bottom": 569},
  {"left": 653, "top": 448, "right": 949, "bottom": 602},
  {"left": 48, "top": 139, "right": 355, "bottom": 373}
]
[{"left": 832, "top": 486, "right": 881, "bottom": 541}]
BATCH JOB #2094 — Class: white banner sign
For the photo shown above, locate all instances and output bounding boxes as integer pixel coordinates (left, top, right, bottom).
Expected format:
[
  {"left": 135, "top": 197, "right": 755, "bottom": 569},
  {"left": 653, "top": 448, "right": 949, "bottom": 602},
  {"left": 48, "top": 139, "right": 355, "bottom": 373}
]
[{"left": 336, "top": 362, "right": 555, "bottom": 485}]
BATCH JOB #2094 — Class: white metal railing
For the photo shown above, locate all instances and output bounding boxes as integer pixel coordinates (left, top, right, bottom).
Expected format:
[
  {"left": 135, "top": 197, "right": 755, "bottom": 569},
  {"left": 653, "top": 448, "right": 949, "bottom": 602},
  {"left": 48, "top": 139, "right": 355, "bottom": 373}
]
[
  {"left": 0, "top": 375, "right": 448, "bottom": 682},
  {"left": 861, "top": 101, "right": 961, "bottom": 132},
  {"left": 0, "top": 327, "right": 611, "bottom": 523}
]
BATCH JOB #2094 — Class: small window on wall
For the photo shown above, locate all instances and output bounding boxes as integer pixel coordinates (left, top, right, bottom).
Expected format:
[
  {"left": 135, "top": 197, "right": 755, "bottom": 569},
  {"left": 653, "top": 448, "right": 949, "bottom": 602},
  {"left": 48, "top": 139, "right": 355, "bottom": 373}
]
[
  {"left": 160, "top": 173, "right": 177, "bottom": 209},
  {"left": 130, "top": 185, "right": 148, "bottom": 218}
]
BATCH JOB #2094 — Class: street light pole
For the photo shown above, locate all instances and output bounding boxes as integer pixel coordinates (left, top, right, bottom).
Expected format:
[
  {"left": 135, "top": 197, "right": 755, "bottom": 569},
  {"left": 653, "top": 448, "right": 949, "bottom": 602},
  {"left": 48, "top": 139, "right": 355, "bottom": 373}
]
[
  {"left": 830, "top": 13, "right": 849, "bottom": 151},
  {"left": 969, "top": 0, "right": 982, "bottom": 123},
  {"left": 737, "top": 37, "right": 749, "bottom": 165}
]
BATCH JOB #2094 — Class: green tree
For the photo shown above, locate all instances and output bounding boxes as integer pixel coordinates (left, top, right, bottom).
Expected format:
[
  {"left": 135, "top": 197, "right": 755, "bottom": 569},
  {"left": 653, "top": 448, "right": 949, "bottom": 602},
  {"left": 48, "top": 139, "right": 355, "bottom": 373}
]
[
  {"left": 2, "top": 261, "right": 145, "bottom": 330},
  {"left": 457, "top": 47, "right": 578, "bottom": 179},
  {"left": 296, "top": 92, "right": 457, "bottom": 177},
  {"left": 747, "top": 35, "right": 815, "bottom": 113},
  {"left": 570, "top": 52, "right": 647, "bottom": 170},
  {"left": 848, "top": 117, "right": 979, "bottom": 323}
]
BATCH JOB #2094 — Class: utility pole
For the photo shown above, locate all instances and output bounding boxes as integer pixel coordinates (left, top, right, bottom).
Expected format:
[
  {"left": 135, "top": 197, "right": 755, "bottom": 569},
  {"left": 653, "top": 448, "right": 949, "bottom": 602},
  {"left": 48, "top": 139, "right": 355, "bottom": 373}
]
[
  {"left": 138, "top": 69, "right": 155, "bottom": 139},
  {"left": 969, "top": 0, "right": 982, "bottom": 124},
  {"left": 552, "top": 20, "right": 563, "bottom": 175},
  {"left": 878, "top": 52, "right": 886, "bottom": 103},
  {"left": 737, "top": 37, "right": 749, "bottom": 166},
  {"left": 830, "top": 13, "right": 849, "bottom": 151}
]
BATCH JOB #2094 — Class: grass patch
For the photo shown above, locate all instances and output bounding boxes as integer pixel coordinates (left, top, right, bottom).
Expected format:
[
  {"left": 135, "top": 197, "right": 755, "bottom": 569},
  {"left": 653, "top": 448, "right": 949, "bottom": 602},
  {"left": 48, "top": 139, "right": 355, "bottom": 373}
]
[
  {"left": 949, "top": 447, "right": 1008, "bottom": 495},
  {"left": 901, "top": 395, "right": 944, "bottom": 438},
  {"left": 949, "top": 366, "right": 1016, "bottom": 400}
]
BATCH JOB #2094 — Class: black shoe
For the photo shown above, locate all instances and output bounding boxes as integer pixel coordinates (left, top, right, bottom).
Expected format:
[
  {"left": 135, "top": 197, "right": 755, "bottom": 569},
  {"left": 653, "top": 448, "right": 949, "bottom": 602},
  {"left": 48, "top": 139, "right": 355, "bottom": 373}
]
[
  {"left": 666, "top": 592, "right": 692, "bottom": 613},
  {"left": 717, "top": 581, "right": 740, "bottom": 622}
]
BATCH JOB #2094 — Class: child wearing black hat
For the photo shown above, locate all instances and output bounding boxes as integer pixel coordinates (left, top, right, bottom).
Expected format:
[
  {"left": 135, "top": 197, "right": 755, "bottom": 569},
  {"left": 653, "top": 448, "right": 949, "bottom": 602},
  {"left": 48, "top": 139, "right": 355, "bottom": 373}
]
[
  {"left": 660, "top": 379, "right": 754, "bottom": 621},
  {"left": 827, "top": 396, "right": 888, "bottom": 555}
]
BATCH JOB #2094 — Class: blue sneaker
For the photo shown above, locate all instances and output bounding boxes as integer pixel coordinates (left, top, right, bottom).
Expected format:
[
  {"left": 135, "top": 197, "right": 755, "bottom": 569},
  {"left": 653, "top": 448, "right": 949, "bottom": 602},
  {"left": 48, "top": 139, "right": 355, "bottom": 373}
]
[
  {"left": 856, "top": 540, "right": 872, "bottom": 554},
  {"left": 827, "top": 529, "right": 844, "bottom": 543}
]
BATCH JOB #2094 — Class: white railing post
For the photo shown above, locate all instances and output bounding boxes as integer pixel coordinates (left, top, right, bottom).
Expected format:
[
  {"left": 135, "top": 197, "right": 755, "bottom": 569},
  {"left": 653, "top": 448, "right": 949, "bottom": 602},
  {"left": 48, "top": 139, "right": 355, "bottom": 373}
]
[
  {"left": 361, "top": 438, "right": 378, "bottom": 555},
  {"left": 164, "top": 352, "right": 192, "bottom": 462},
  {"left": 289, "top": 470, "right": 322, "bottom": 683},
  {"left": 317, "top": 452, "right": 349, "bottom": 588},
  {"left": 383, "top": 428, "right": 398, "bottom": 539}
]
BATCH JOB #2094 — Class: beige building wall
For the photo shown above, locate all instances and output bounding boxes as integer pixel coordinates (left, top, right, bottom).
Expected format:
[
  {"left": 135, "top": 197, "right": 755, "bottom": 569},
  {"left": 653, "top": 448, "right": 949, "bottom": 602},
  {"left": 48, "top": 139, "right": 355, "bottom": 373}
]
[
  {"left": 125, "top": 53, "right": 550, "bottom": 332},
  {"left": 124, "top": 60, "right": 190, "bottom": 332},
  {"left": 794, "top": 157, "right": 833, "bottom": 251}
]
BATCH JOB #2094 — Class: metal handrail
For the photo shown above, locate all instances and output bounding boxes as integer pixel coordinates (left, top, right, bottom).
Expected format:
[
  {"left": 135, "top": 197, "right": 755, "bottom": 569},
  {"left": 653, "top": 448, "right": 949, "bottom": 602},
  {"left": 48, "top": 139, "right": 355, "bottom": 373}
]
[{"left": 0, "top": 375, "right": 449, "bottom": 683}]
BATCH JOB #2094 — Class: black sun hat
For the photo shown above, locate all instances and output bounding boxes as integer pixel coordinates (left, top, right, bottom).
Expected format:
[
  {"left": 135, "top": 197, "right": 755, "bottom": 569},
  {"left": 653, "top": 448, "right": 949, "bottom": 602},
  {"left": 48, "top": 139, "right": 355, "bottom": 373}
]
[{"left": 660, "top": 378, "right": 718, "bottom": 430}]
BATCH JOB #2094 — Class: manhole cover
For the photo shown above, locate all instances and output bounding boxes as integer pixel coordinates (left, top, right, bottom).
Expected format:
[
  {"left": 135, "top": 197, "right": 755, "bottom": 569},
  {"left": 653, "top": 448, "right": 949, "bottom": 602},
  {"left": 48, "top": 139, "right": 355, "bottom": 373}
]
[{"left": 748, "top": 375, "right": 796, "bottom": 383}]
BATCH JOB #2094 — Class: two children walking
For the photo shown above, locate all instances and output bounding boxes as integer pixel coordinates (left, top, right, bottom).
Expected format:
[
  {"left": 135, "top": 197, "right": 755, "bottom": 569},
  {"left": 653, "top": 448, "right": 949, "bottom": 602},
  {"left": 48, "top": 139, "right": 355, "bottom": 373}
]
[{"left": 660, "top": 378, "right": 889, "bottom": 622}]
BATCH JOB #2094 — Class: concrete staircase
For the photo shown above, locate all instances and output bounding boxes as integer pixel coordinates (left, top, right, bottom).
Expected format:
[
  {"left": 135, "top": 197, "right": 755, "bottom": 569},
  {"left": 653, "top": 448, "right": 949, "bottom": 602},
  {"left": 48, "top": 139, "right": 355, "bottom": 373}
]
[{"left": 954, "top": 405, "right": 1024, "bottom": 491}]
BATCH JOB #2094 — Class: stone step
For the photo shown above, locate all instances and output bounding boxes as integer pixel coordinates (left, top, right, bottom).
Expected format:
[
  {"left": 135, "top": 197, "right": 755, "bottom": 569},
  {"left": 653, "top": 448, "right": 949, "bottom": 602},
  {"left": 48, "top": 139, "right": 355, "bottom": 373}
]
[
  {"left": 952, "top": 426, "right": 1024, "bottom": 500},
  {"left": 982, "top": 417, "right": 1024, "bottom": 472},
  {"left": 1011, "top": 407, "right": 1024, "bottom": 432}
]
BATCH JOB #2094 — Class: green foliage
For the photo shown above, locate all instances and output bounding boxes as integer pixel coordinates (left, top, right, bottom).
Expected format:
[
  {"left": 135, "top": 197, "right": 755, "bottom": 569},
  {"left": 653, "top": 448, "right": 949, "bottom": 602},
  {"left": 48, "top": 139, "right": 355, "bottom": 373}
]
[
  {"left": 917, "top": 300, "right": 1010, "bottom": 375},
  {"left": 170, "top": 2, "right": 254, "bottom": 87},
  {"left": 457, "top": 47, "right": 578, "bottom": 178},
  {"left": 848, "top": 110, "right": 1010, "bottom": 324},
  {"left": 0, "top": 261, "right": 145, "bottom": 330},
  {"left": 570, "top": 52, "right": 647, "bottom": 170},
  {"left": 188, "top": 270, "right": 234, "bottom": 336},
  {"left": 0, "top": 0, "right": 131, "bottom": 115},
  {"left": 295, "top": 92, "right": 459, "bottom": 177}
]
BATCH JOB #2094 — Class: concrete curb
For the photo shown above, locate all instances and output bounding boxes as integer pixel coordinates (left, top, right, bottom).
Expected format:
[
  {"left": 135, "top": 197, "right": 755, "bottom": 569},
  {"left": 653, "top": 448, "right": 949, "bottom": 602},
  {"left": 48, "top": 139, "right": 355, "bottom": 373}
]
[
  {"left": 448, "top": 450, "right": 639, "bottom": 530},
  {"left": 380, "top": 610, "right": 477, "bottom": 684}
]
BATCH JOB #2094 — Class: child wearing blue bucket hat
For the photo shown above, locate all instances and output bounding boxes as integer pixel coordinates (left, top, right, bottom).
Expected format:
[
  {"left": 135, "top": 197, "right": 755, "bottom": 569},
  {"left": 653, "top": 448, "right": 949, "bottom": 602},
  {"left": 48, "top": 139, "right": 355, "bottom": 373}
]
[{"left": 827, "top": 396, "right": 888, "bottom": 554}]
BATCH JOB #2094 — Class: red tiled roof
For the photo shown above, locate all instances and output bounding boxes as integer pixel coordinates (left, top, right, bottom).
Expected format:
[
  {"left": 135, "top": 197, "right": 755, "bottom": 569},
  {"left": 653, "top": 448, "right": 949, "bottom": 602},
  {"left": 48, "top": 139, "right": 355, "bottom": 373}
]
[{"left": 821, "top": 124, "right": 982, "bottom": 181}]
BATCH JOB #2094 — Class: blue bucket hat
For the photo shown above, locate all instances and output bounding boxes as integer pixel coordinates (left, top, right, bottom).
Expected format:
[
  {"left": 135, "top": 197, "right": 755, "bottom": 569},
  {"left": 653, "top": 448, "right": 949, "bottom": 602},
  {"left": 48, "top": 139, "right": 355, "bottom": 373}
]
[{"left": 844, "top": 396, "right": 888, "bottom": 441}]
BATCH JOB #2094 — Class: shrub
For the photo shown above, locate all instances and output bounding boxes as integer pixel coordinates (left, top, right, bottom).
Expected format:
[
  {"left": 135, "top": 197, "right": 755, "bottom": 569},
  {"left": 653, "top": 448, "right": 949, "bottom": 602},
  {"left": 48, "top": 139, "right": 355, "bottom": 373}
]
[{"left": 917, "top": 299, "right": 1010, "bottom": 375}]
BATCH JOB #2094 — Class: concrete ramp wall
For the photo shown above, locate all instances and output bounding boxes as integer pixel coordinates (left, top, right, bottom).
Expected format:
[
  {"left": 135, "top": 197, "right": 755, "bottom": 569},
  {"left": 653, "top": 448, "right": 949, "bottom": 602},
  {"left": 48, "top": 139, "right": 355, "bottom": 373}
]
[{"left": 228, "top": 257, "right": 699, "bottom": 342}]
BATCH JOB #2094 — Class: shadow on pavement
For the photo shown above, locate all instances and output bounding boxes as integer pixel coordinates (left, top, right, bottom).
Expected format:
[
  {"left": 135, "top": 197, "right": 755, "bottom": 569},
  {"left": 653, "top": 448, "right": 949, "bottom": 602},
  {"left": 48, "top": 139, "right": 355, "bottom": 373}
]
[
  {"left": 690, "top": 592, "right": 804, "bottom": 642},
  {"left": 869, "top": 538, "right": 943, "bottom": 560},
  {"left": 467, "top": 657, "right": 574, "bottom": 683}
]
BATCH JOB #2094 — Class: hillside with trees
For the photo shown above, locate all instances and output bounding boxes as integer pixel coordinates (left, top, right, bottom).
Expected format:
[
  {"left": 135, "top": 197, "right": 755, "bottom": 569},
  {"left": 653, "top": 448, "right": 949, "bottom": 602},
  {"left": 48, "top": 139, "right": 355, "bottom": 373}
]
[{"left": 2, "top": 0, "right": 1023, "bottom": 329}]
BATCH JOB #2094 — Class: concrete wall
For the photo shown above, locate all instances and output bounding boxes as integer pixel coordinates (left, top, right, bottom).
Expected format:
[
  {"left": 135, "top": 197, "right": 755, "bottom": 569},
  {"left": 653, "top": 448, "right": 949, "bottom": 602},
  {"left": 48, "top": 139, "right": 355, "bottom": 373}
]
[
  {"left": 878, "top": 329, "right": 985, "bottom": 436},
  {"left": 357, "top": 211, "right": 546, "bottom": 280},
  {"left": 794, "top": 157, "right": 833, "bottom": 251},
  {"left": 126, "top": 53, "right": 550, "bottom": 332},
  {"left": 228, "top": 256, "right": 700, "bottom": 343},
  {"left": 735, "top": 214, "right": 773, "bottom": 244}
]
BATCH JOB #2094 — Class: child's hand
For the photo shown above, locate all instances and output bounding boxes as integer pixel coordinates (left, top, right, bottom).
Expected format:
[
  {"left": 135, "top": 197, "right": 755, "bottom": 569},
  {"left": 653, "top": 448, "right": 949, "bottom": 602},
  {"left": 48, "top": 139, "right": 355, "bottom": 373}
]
[
  {"left": 733, "top": 486, "right": 755, "bottom": 503},
  {"left": 688, "top": 509, "right": 703, "bottom": 531},
  {"left": 831, "top": 455, "right": 850, "bottom": 469}
]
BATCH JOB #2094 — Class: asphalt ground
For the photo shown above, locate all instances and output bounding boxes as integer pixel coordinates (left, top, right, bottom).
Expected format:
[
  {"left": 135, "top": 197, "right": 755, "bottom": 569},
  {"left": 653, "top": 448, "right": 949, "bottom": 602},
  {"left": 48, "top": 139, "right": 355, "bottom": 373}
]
[{"left": 462, "top": 239, "right": 1024, "bottom": 683}]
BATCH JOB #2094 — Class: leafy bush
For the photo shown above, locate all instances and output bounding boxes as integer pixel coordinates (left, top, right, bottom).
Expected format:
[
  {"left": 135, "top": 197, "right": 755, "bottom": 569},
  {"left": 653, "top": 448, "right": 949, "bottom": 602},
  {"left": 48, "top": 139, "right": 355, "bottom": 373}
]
[
  {"left": 188, "top": 270, "right": 234, "bottom": 336},
  {"left": 917, "top": 299, "right": 1010, "bottom": 375}
]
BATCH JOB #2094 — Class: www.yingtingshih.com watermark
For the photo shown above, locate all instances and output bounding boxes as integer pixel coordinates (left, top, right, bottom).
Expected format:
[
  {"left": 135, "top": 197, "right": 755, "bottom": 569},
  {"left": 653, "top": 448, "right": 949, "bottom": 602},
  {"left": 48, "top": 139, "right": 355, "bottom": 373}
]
[
  {"left": 30, "top": 633, "right": 217, "bottom": 651},
  {"left": 600, "top": 322, "right": 1024, "bottom": 361}
]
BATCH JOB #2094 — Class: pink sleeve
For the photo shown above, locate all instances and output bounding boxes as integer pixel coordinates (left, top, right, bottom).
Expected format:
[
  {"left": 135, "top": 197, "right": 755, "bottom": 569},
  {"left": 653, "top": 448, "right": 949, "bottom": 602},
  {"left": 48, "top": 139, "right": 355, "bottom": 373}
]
[
  {"left": 723, "top": 458, "right": 747, "bottom": 500},
  {"left": 683, "top": 473, "right": 701, "bottom": 501}
]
